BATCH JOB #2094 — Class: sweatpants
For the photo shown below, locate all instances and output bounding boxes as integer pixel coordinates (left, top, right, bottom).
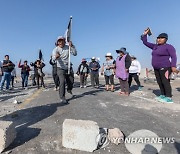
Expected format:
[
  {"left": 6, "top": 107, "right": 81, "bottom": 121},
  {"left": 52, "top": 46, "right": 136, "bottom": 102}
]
[
  {"left": 128, "top": 73, "right": 141, "bottom": 87},
  {"left": 90, "top": 72, "right": 99, "bottom": 87},
  {"left": 154, "top": 67, "right": 172, "bottom": 97},
  {"left": 119, "top": 78, "right": 129, "bottom": 93}
]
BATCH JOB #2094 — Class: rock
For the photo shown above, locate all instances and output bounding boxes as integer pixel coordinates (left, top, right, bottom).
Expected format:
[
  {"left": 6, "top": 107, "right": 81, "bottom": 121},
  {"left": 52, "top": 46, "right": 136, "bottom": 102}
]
[
  {"left": 108, "top": 128, "right": 124, "bottom": 145},
  {"left": 12, "top": 100, "right": 21, "bottom": 104},
  {"left": 62, "top": 119, "right": 99, "bottom": 152},
  {"left": 0, "top": 121, "right": 16, "bottom": 153}
]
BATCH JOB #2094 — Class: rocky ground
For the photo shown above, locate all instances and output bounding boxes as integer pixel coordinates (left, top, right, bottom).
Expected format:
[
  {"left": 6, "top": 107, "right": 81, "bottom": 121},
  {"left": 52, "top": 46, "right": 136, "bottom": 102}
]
[{"left": 0, "top": 76, "right": 180, "bottom": 154}]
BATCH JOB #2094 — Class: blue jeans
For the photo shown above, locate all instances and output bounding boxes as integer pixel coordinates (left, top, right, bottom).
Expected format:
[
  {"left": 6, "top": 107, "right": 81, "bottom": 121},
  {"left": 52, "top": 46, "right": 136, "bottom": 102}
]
[
  {"left": 0, "top": 72, "right": 11, "bottom": 90},
  {"left": 21, "top": 74, "right": 29, "bottom": 87}
]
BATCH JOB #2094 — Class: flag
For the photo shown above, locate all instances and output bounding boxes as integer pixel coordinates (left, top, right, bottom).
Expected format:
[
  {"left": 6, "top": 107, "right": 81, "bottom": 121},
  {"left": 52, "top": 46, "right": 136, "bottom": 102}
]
[
  {"left": 39, "top": 49, "right": 43, "bottom": 61},
  {"left": 64, "top": 17, "right": 72, "bottom": 43}
]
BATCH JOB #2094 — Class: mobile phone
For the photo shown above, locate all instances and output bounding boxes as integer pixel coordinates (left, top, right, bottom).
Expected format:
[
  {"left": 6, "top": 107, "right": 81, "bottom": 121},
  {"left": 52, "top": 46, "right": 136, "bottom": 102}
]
[{"left": 147, "top": 27, "right": 152, "bottom": 36}]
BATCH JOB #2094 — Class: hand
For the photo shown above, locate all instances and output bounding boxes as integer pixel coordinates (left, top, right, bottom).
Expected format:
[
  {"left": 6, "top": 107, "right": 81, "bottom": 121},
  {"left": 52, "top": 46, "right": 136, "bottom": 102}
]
[
  {"left": 172, "top": 67, "right": 179, "bottom": 74},
  {"left": 126, "top": 69, "right": 129, "bottom": 73},
  {"left": 69, "top": 41, "right": 73, "bottom": 47},
  {"left": 143, "top": 27, "right": 150, "bottom": 35},
  {"left": 85, "top": 73, "right": 88, "bottom": 77},
  {"left": 137, "top": 73, "right": 140, "bottom": 76},
  {"left": 55, "top": 52, "right": 60, "bottom": 59}
]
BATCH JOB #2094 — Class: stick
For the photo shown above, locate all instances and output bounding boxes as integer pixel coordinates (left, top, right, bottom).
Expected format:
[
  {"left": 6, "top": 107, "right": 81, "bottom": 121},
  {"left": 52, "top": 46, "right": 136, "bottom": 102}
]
[{"left": 68, "top": 16, "right": 72, "bottom": 74}]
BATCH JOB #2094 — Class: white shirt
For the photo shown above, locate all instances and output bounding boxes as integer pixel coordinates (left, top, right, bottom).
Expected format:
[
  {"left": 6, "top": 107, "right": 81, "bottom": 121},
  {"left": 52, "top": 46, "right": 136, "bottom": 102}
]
[
  {"left": 129, "top": 60, "right": 141, "bottom": 73},
  {"left": 52, "top": 45, "right": 77, "bottom": 70}
]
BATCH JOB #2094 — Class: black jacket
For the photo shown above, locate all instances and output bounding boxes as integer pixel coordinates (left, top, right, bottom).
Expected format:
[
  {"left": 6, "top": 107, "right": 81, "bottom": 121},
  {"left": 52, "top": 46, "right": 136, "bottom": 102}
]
[{"left": 77, "top": 63, "right": 89, "bottom": 75}]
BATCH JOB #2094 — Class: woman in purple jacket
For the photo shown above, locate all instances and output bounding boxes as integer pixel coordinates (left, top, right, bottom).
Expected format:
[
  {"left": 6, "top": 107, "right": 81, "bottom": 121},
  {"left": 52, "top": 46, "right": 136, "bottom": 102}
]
[{"left": 141, "top": 28, "right": 178, "bottom": 103}]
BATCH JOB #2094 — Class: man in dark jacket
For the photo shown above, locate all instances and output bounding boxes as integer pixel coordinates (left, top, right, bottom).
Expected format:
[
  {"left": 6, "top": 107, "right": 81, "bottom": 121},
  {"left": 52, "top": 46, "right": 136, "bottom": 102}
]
[
  {"left": 89, "top": 57, "right": 101, "bottom": 88},
  {"left": 18, "top": 60, "right": 30, "bottom": 89},
  {"left": 0, "top": 55, "right": 15, "bottom": 91},
  {"left": 77, "top": 59, "right": 89, "bottom": 88}
]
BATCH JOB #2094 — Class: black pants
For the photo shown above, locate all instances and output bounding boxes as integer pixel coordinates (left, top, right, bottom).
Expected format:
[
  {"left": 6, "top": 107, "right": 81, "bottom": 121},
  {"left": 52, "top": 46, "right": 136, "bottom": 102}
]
[
  {"left": 36, "top": 75, "right": 45, "bottom": 88},
  {"left": 11, "top": 76, "right": 15, "bottom": 87},
  {"left": 154, "top": 68, "right": 172, "bottom": 97},
  {"left": 128, "top": 73, "right": 141, "bottom": 87},
  {"left": 104, "top": 75, "right": 114, "bottom": 85},
  {"left": 80, "top": 73, "right": 87, "bottom": 86},
  {"left": 57, "top": 68, "right": 74, "bottom": 99},
  {"left": 90, "top": 72, "right": 99, "bottom": 87},
  {"left": 32, "top": 74, "right": 36, "bottom": 86}
]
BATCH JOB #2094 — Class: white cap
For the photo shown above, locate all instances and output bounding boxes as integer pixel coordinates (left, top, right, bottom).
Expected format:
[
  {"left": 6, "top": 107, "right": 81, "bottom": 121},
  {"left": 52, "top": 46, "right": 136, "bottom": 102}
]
[
  {"left": 91, "top": 57, "right": 96, "bottom": 60},
  {"left": 57, "top": 36, "right": 65, "bottom": 41},
  {"left": 105, "top": 52, "right": 112, "bottom": 57}
]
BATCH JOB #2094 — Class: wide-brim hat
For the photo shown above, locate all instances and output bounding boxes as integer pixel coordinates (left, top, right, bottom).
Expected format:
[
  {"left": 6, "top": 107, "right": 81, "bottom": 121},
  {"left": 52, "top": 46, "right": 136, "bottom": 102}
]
[
  {"left": 157, "top": 33, "right": 168, "bottom": 40},
  {"left": 116, "top": 47, "right": 128, "bottom": 54}
]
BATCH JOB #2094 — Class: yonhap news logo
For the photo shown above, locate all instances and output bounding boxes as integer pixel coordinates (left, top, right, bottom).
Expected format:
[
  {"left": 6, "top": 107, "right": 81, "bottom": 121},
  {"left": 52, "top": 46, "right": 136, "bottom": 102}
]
[
  {"left": 125, "top": 129, "right": 175, "bottom": 154},
  {"left": 96, "top": 129, "right": 175, "bottom": 154}
]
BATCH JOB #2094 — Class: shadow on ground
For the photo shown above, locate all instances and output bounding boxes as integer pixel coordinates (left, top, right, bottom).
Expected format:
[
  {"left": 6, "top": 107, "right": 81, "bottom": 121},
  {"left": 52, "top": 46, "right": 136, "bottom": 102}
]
[
  {"left": 176, "top": 88, "right": 180, "bottom": 92},
  {"left": 174, "top": 141, "right": 180, "bottom": 154},
  {"left": 0, "top": 93, "right": 27, "bottom": 102},
  {"left": 0, "top": 102, "right": 68, "bottom": 152},
  {"left": 68, "top": 88, "right": 104, "bottom": 101},
  {"left": 152, "top": 89, "right": 161, "bottom": 96}
]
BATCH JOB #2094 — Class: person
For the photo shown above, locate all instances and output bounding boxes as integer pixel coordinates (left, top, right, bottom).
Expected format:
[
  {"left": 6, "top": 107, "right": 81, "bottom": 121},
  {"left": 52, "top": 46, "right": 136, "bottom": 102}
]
[
  {"left": 52, "top": 36, "right": 77, "bottom": 103},
  {"left": 11, "top": 68, "right": 16, "bottom": 88},
  {"left": 34, "top": 60, "right": 45, "bottom": 89},
  {"left": 18, "top": 60, "right": 30, "bottom": 89},
  {"left": 115, "top": 48, "right": 131, "bottom": 96},
  {"left": 141, "top": 28, "right": 178, "bottom": 103},
  {"left": 0, "top": 55, "right": 15, "bottom": 91},
  {"left": 89, "top": 57, "right": 101, "bottom": 88},
  {"left": 128, "top": 56, "right": 142, "bottom": 90},
  {"left": 49, "top": 56, "right": 59, "bottom": 91},
  {"left": 29, "top": 62, "right": 36, "bottom": 86},
  {"left": 77, "top": 59, "right": 89, "bottom": 88},
  {"left": 101, "top": 53, "right": 115, "bottom": 92},
  {"left": 0, "top": 61, "right": 3, "bottom": 83}
]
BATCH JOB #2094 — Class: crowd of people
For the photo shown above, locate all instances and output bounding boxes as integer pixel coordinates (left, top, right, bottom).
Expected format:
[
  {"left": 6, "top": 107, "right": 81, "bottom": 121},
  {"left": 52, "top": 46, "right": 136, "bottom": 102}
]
[
  {"left": 0, "top": 55, "right": 46, "bottom": 91},
  {"left": 0, "top": 28, "right": 179, "bottom": 104}
]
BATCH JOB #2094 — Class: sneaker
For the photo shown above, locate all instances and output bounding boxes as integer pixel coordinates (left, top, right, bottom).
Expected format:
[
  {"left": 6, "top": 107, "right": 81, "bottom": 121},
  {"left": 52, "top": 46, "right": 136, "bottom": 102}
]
[
  {"left": 80, "top": 86, "right": 83, "bottom": 88},
  {"left": 138, "top": 86, "right": 142, "bottom": 91},
  {"left": 84, "top": 85, "right": 87, "bottom": 88},
  {"left": 60, "top": 98, "right": 68, "bottom": 104},
  {"left": 155, "top": 95, "right": 165, "bottom": 101},
  {"left": 160, "top": 97, "right": 174, "bottom": 103},
  {"left": 67, "top": 90, "right": 73, "bottom": 95}
]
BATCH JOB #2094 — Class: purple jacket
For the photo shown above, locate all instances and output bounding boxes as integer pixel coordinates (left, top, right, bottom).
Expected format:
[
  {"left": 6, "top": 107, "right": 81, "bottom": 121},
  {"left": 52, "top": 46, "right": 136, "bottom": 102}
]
[{"left": 141, "top": 34, "right": 177, "bottom": 69}]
